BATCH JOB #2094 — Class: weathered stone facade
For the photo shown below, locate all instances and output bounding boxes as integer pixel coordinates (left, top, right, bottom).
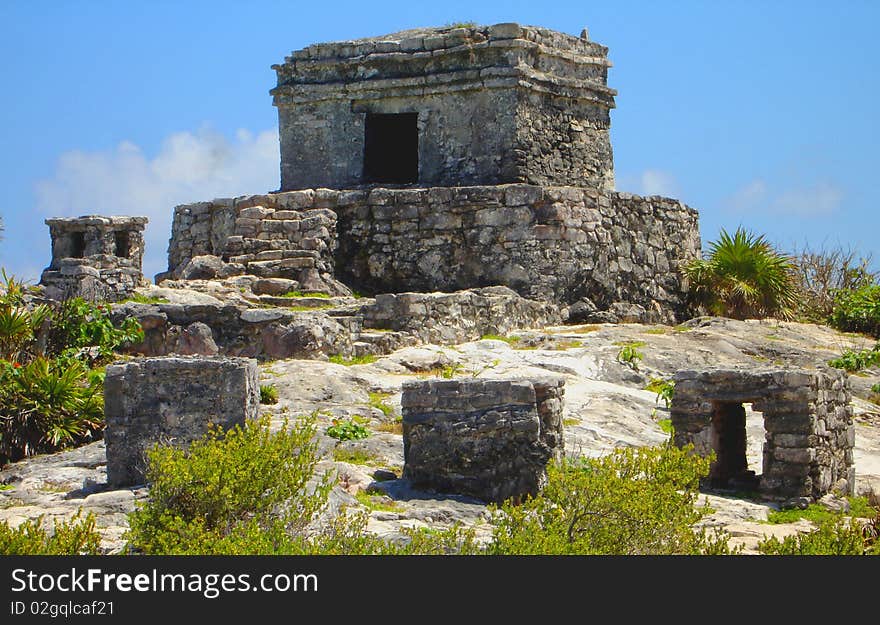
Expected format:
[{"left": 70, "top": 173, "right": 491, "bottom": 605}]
[
  {"left": 671, "top": 368, "right": 855, "bottom": 501},
  {"left": 40, "top": 216, "right": 147, "bottom": 302},
  {"left": 103, "top": 356, "right": 260, "bottom": 487},
  {"left": 165, "top": 185, "right": 698, "bottom": 320},
  {"left": 272, "top": 24, "right": 615, "bottom": 191},
  {"left": 401, "top": 377, "right": 565, "bottom": 503}
]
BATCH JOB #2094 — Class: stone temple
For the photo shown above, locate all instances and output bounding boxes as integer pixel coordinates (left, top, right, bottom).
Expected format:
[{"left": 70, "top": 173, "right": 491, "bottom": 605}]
[{"left": 160, "top": 23, "right": 702, "bottom": 323}]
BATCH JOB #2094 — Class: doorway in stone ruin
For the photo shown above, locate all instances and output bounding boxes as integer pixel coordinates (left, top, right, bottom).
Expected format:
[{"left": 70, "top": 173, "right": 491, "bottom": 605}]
[
  {"left": 114, "top": 231, "right": 131, "bottom": 258},
  {"left": 710, "top": 401, "right": 764, "bottom": 490},
  {"left": 363, "top": 112, "right": 418, "bottom": 183}
]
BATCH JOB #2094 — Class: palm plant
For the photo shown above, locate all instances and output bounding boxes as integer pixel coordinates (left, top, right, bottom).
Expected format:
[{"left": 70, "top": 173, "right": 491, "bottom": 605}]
[{"left": 684, "top": 227, "right": 798, "bottom": 320}]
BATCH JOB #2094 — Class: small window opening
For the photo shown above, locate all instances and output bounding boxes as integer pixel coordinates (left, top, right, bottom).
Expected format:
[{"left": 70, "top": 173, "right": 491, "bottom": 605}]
[
  {"left": 70, "top": 232, "right": 86, "bottom": 258},
  {"left": 114, "top": 231, "right": 131, "bottom": 258},
  {"left": 363, "top": 112, "right": 418, "bottom": 183}
]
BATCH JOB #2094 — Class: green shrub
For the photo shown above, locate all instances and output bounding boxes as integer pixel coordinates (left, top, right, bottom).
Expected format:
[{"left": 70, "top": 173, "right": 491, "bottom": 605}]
[
  {"left": 259, "top": 384, "right": 279, "bottom": 404},
  {"left": 280, "top": 291, "right": 330, "bottom": 299},
  {"left": 125, "top": 414, "right": 333, "bottom": 555},
  {"left": 47, "top": 298, "right": 143, "bottom": 364},
  {"left": 684, "top": 227, "right": 798, "bottom": 320},
  {"left": 326, "top": 417, "right": 370, "bottom": 441},
  {"left": 758, "top": 516, "right": 878, "bottom": 555},
  {"left": 0, "top": 357, "right": 104, "bottom": 464},
  {"left": 830, "top": 285, "right": 880, "bottom": 338},
  {"left": 828, "top": 343, "right": 880, "bottom": 372},
  {"left": 789, "top": 244, "right": 876, "bottom": 323},
  {"left": 485, "top": 445, "right": 734, "bottom": 555},
  {"left": 368, "top": 391, "right": 394, "bottom": 417},
  {"left": 0, "top": 511, "right": 102, "bottom": 555}
]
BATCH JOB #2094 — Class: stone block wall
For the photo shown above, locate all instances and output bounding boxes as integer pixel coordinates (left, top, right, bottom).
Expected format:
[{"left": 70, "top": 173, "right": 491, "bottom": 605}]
[
  {"left": 401, "top": 377, "right": 565, "bottom": 503},
  {"left": 103, "top": 356, "right": 260, "bottom": 487},
  {"left": 362, "top": 286, "right": 562, "bottom": 344},
  {"left": 40, "top": 216, "right": 147, "bottom": 302},
  {"left": 163, "top": 193, "right": 344, "bottom": 294},
  {"left": 272, "top": 23, "right": 615, "bottom": 190},
  {"left": 164, "top": 185, "right": 699, "bottom": 321},
  {"left": 671, "top": 368, "right": 854, "bottom": 501},
  {"left": 335, "top": 185, "right": 699, "bottom": 321}
]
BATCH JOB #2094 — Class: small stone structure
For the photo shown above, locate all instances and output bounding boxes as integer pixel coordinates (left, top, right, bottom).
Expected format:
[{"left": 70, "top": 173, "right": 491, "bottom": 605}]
[
  {"left": 40, "top": 216, "right": 148, "bottom": 302},
  {"left": 401, "top": 377, "right": 565, "bottom": 503},
  {"left": 671, "top": 368, "right": 855, "bottom": 501},
  {"left": 103, "top": 356, "right": 260, "bottom": 487}
]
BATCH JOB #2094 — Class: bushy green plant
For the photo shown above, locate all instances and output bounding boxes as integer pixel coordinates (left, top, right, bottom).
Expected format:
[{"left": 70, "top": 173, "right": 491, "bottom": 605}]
[
  {"left": 329, "top": 354, "right": 378, "bottom": 366},
  {"left": 758, "top": 516, "right": 879, "bottom": 555},
  {"left": 326, "top": 417, "right": 370, "bottom": 441},
  {"left": 259, "top": 384, "right": 279, "bottom": 404},
  {"left": 125, "top": 414, "right": 334, "bottom": 554},
  {"left": 789, "top": 244, "right": 876, "bottom": 323},
  {"left": 828, "top": 343, "right": 880, "bottom": 372},
  {"left": 0, "top": 511, "right": 102, "bottom": 555},
  {"left": 485, "top": 445, "right": 734, "bottom": 555},
  {"left": 47, "top": 298, "right": 143, "bottom": 364},
  {"left": 830, "top": 284, "right": 880, "bottom": 338},
  {"left": 684, "top": 227, "right": 798, "bottom": 320},
  {"left": 0, "top": 357, "right": 103, "bottom": 464}
]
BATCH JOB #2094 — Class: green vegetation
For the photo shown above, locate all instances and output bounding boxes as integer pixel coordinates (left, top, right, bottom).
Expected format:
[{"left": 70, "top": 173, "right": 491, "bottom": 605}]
[
  {"left": 0, "top": 272, "right": 143, "bottom": 465},
  {"left": 830, "top": 284, "right": 880, "bottom": 338},
  {"left": 765, "top": 497, "right": 876, "bottom": 525},
  {"left": 684, "top": 227, "right": 798, "bottom": 320},
  {"left": 125, "top": 415, "right": 334, "bottom": 554},
  {"left": 657, "top": 418, "right": 674, "bottom": 435},
  {"left": 828, "top": 343, "right": 880, "bottom": 372},
  {"left": 0, "top": 511, "right": 102, "bottom": 555},
  {"left": 616, "top": 342, "right": 644, "bottom": 370},
  {"left": 569, "top": 324, "right": 600, "bottom": 334},
  {"left": 644, "top": 377, "right": 675, "bottom": 408},
  {"left": 355, "top": 491, "right": 403, "bottom": 513},
  {"left": 552, "top": 339, "right": 582, "bottom": 350},
  {"left": 562, "top": 417, "right": 581, "bottom": 427},
  {"left": 280, "top": 291, "right": 331, "bottom": 299},
  {"left": 368, "top": 391, "right": 394, "bottom": 417},
  {"left": 117, "top": 293, "right": 169, "bottom": 305},
  {"left": 486, "top": 445, "right": 735, "bottom": 555},
  {"left": 259, "top": 384, "right": 279, "bottom": 405},
  {"left": 0, "top": 483, "right": 13, "bottom": 491},
  {"left": 285, "top": 304, "right": 334, "bottom": 312},
  {"left": 642, "top": 327, "right": 668, "bottom": 335},
  {"left": 332, "top": 447, "right": 381, "bottom": 466},
  {"left": 789, "top": 243, "right": 877, "bottom": 323},
  {"left": 326, "top": 416, "right": 371, "bottom": 441},
  {"left": 758, "top": 517, "right": 879, "bottom": 555},
  {"left": 481, "top": 333, "right": 521, "bottom": 346},
  {"left": 329, "top": 354, "right": 378, "bottom": 366},
  {"left": 870, "top": 383, "right": 880, "bottom": 404},
  {"left": 445, "top": 21, "right": 477, "bottom": 28}
]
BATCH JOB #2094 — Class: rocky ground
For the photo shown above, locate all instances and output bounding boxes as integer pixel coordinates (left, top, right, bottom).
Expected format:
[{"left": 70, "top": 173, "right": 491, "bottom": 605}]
[{"left": 2, "top": 315, "right": 878, "bottom": 554}]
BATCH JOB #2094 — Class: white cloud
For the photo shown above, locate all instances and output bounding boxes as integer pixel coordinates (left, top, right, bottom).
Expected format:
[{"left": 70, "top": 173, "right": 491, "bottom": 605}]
[
  {"left": 638, "top": 169, "right": 679, "bottom": 197},
  {"left": 34, "top": 127, "right": 280, "bottom": 279},
  {"left": 723, "top": 178, "right": 843, "bottom": 217},
  {"left": 773, "top": 181, "right": 843, "bottom": 217}
]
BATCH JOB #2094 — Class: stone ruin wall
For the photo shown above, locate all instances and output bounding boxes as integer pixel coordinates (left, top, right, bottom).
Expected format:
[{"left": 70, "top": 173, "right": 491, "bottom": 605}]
[
  {"left": 163, "top": 193, "right": 344, "bottom": 294},
  {"left": 273, "top": 23, "right": 615, "bottom": 191},
  {"left": 164, "top": 185, "right": 699, "bottom": 323}
]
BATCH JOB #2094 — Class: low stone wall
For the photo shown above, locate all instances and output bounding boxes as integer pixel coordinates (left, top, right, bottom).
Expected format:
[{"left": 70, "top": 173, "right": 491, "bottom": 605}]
[
  {"left": 362, "top": 286, "right": 561, "bottom": 344},
  {"left": 401, "top": 377, "right": 564, "bottom": 503},
  {"left": 103, "top": 356, "right": 260, "bottom": 487},
  {"left": 111, "top": 302, "right": 357, "bottom": 361},
  {"left": 163, "top": 193, "right": 345, "bottom": 294},
  {"left": 671, "top": 368, "right": 854, "bottom": 501},
  {"left": 40, "top": 256, "right": 145, "bottom": 303},
  {"left": 164, "top": 184, "right": 699, "bottom": 321}
]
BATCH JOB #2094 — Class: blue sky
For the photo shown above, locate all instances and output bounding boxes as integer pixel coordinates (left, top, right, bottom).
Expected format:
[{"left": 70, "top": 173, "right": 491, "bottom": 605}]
[{"left": 1, "top": 0, "right": 877, "bottom": 282}]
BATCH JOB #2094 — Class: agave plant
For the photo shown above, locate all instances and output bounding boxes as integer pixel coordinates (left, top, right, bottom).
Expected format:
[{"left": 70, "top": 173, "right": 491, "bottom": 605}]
[
  {"left": 684, "top": 227, "right": 798, "bottom": 320},
  {"left": 0, "top": 271, "right": 51, "bottom": 362}
]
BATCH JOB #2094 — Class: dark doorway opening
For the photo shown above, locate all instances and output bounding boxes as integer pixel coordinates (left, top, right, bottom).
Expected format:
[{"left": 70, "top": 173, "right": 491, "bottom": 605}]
[
  {"left": 710, "top": 401, "right": 759, "bottom": 490},
  {"left": 363, "top": 112, "right": 418, "bottom": 183},
  {"left": 114, "top": 231, "right": 131, "bottom": 258},
  {"left": 70, "top": 232, "right": 86, "bottom": 258}
]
